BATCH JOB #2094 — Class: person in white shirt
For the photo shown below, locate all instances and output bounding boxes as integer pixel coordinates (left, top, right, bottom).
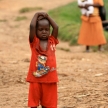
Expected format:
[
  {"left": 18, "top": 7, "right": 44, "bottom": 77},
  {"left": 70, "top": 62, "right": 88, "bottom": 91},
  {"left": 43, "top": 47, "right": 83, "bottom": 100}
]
[{"left": 78, "top": 0, "right": 94, "bottom": 16}]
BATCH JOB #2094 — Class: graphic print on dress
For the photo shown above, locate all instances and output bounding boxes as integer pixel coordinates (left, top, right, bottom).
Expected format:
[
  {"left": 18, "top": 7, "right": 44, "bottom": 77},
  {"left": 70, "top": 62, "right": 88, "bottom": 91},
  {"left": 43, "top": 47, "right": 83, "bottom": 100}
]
[{"left": 33, "top": 55, "right": 50, "bottom": 77}]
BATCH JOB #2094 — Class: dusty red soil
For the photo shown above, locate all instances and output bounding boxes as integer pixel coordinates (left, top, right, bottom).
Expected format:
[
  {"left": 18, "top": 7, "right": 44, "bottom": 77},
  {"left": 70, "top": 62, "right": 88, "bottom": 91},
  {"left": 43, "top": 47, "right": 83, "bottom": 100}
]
[{"left": 0, "top": 0, "right": 108, "bottom": 108}]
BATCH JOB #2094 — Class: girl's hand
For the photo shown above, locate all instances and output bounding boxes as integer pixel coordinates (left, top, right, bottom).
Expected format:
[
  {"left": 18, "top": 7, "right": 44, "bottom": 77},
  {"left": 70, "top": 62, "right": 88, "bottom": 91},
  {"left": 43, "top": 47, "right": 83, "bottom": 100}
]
[
  {"left": 78, "top": 5, "right": 84, "bottom": 8},
  {"left": 84, "top": 4, "right": 90, "bottom": 10},
  {"left": 36, "top": 12, "right": 49, "bottom": 21},
  {"left": 36, "top": 12, "right": 48, "bottom": 17}
]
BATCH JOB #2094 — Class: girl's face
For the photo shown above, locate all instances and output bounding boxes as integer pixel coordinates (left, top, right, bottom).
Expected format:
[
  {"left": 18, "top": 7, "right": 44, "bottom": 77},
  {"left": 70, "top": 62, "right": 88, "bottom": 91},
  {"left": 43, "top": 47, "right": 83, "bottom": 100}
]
[{"left": 36, "top": 19, "right": 50, "bottom": 40}]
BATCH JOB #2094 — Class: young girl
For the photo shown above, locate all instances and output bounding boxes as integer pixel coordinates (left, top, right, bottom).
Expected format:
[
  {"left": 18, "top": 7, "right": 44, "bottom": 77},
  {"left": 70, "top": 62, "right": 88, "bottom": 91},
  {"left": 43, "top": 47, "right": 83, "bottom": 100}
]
[
  {"left": 26, "top": 12, "right": 59, "bottom": 108},
  {"left": 77, "top": 0, "right": 106, "bottom": 52}
]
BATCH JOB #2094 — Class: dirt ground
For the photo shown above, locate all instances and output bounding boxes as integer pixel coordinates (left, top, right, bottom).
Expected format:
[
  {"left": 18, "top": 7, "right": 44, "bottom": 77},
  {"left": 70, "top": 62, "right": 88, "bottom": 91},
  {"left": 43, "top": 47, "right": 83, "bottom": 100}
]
[{"left": 0, "top": 0, "right": 108, "bottom": 108}]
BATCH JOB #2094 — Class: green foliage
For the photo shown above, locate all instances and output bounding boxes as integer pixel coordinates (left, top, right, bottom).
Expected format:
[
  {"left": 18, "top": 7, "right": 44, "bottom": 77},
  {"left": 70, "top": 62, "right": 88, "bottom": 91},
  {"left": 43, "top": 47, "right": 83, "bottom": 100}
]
[
  {"left": 103, "top": 31, "right": 108, "bottom": 50},
  {"left": 19, "top": 7, "right": 42, "bottom": 13},
  {"left": 0, "top": 19, "right": 7, "bottom": 22},
  {"left": 15, "top": 16, "right": 27, "bottom": 21},
  {"left": 104, "top": 0, "right": 108, "bottom": 19},
  {"left": 48, "top": 1, "right": 81, "bottom": 45}
]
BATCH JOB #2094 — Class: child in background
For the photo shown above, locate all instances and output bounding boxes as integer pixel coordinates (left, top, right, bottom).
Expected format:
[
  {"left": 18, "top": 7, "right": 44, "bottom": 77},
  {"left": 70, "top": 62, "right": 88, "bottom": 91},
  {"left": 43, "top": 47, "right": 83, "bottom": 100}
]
[
  {"left": 26, "top": 12, "right": 59, "bottom": 108},
  {"left": 78, "top": 0, "right": 94, "bottom": 16}
]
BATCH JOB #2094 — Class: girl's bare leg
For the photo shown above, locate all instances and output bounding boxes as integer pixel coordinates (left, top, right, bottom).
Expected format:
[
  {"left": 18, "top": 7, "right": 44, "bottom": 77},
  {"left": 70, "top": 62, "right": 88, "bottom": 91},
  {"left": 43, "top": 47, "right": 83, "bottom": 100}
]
[
  {"left": 98, "top": 45, "right": 104, "bottom": 51},
  {"left": 86, "top": 46, "right": 90, "bottom": 52}
]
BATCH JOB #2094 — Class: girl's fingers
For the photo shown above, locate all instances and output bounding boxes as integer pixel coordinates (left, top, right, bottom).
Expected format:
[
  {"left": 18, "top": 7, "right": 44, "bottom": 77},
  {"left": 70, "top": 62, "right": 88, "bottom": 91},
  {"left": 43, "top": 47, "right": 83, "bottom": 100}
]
[{"left": 37, "top": 12, "right": 48, "bottom": 18}]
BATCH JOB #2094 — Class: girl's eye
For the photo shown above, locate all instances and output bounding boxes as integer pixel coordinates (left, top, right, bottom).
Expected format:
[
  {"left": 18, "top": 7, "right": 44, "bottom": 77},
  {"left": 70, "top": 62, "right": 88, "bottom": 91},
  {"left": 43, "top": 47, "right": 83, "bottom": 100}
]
[
  {"left": 38, "top": 28, "right": 49, "bottom": 31},
  {"left": 38, "top": 28, "right": 43, "bottom": 31},
  {"left": 46, "top": 28, "right": 49, "bottom": 31}
]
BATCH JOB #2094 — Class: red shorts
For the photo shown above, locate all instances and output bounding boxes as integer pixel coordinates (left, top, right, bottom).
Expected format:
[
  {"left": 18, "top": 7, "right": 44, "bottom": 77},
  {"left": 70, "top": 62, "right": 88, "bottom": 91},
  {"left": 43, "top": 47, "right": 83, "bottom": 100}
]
[{"left": 28, "top": 82, "right": 57, "bottom": 108}]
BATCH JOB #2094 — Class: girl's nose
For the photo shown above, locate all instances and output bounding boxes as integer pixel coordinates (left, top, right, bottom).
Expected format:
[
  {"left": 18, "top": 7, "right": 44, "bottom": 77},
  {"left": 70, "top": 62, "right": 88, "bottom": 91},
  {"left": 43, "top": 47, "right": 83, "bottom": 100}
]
[{"left": 42, "top": 30, "right": 46, "bottom": 33}]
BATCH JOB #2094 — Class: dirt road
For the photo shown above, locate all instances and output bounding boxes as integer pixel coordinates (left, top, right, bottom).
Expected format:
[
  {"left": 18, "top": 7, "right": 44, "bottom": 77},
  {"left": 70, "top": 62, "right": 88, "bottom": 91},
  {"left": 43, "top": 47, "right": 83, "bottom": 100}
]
[{"left": 0, "top": 0, "right": 108, "bottom": 108}]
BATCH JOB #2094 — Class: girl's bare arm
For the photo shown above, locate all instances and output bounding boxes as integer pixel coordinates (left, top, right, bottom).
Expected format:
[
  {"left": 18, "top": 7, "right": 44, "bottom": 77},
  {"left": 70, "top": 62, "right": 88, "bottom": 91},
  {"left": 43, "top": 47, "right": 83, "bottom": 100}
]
[
  {"left": 29, "top": 13, "right": 38, "bottom": 43},
  {"left": 84, "top": 3, "right": 101, "bottom": 9},
  {"left": 46, "top": 14, "right": 58, "bottom": 38}
]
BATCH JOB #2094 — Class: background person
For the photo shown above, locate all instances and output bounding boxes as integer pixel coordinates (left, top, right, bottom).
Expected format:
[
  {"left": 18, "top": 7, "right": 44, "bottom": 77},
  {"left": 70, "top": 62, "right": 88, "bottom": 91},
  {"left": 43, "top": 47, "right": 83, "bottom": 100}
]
[{"left": 77, "top": 0, "right": 106, "bottom": 52}]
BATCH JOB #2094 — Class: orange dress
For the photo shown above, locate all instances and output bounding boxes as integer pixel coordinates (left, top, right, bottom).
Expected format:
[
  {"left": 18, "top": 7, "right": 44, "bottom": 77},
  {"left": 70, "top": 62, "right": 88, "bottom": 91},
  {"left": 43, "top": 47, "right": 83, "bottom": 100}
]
[{"left": 78, "top": 0, "right": 106, "bottom": 46}]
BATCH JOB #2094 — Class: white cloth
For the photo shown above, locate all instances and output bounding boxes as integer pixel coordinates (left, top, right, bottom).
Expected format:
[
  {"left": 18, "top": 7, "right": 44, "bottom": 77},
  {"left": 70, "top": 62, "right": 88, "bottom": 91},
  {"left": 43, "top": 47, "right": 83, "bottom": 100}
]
[{"left": 78, "top": 0, "right": 94, "bottom": 16}]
